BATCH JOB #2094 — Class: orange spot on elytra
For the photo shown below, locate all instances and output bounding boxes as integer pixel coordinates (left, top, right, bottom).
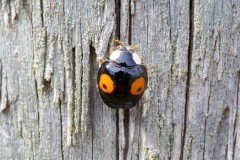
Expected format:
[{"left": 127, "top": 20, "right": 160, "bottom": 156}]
[
  {"left": 99, "top": 74, "right": 114, "bottom": 93},
  {"left": 130, "top": 77, "right": 145, "bottom": 95}
]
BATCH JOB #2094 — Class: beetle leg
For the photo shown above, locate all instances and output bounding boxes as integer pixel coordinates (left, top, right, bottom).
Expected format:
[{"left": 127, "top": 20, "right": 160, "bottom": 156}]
[
  {"left": 96, "top": 57, "right": 106, "bottom": 64},
  {"left": 146, "top": 66, "right": 156, "bottom": 71},
  {"left": 114, "top": 39, "right": 125, "bottom": 46},
  {"left": 143, "top": 65, "right": 156, "bottom": 71},
  {"left": 131, "top": 45, "right": 140, "bottom": 51},
  {"left": 139, "top": 55, "right": 145, "bottom": 60}
]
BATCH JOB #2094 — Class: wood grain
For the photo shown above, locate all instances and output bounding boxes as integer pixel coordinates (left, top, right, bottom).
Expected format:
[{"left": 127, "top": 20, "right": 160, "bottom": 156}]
[{"left": 0, "top": 0, "right": 239, "bottom": 159}]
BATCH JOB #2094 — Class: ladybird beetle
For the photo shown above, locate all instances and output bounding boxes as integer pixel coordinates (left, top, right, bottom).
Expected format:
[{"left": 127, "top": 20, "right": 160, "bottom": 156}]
[{"left": 97, "top": 40, "right": 148, "bottom": 109}]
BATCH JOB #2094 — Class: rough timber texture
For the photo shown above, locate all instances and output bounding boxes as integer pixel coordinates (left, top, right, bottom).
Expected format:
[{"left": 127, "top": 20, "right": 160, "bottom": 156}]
[{"left": 0, "top": 0, "right": 239, "bottom": 160}]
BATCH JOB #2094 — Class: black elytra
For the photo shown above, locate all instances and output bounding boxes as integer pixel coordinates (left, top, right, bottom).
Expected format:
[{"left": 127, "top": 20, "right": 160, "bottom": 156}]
[{"left": 97, "top": 44, "right": 148, "bottom": 109}]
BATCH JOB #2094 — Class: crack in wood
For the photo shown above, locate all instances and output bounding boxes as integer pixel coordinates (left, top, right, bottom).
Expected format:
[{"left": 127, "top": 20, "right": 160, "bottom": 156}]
[
  {"left": 123, "top": 1, "right": 132, "bottom": 159},
  {"left": 71, "top": 46, "right": 76, "bottom": 141},
  {"left": 37, "top": 109, "right": 40, "bottom": 144},
  {"left": 128, "top": 0, "right": 132, "bottom": 45},
  {"left": 113, "top": 0, "right": 134, "bottom": 159},
  {"left": 40, "top": 0, "right": 44, "bottom": 26},
  {"left": 180, "top": 0, "right": 194, "bottom": 159},
  {"left": 233, "top": 135, "right": 237, "bottom": 160},
  {"left": 77, "top": 35, "right": 83, "bottom": 134},
  {"left": 123, "top": 109, "right": 130, "bottom": 160},
  {"left": 89, "top": 44, "right": 97, "bottom": 160},
  {"left": 115, "top": 0, "right": 121, "bottom": 40},
  {"left": 0, "top": 60, "right": 2, "bottom": 101},
  {"left": 233, "top": 71, "right": 240, "bottom": 159},
  {"left": 115, "top": 0, "right": 121, "bottom": 159},
  {"left": 116, "top": 109, "right": 120, "bottom": 160},
  {"left": 34, "top": 77, "right": 41, "bottom": 147},
  {"left": 59, "top": 99, "right": 64, "bottom": 160},
  {"left": 169, "top": 123, "right": 175, "bottom": 160}
]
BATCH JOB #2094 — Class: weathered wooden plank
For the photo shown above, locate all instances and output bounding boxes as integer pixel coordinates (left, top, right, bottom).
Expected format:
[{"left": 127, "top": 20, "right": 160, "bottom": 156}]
[
  {"left": 183, "top": 0, "right": 240, "bottom": 159},
  {"left": 0, "top": 0, "right": 240, "bottom": 159},
  {"left": 0, "top": 1, "right": 39, "bottom": 159},
  {"left": 1, "top": 0, "right": 116, "bottom": 159}
]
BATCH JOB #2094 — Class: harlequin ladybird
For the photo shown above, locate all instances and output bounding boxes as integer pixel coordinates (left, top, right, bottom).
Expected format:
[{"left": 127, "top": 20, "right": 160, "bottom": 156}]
[{"left": 97, "top": 40, "right": 148, "bottom": 109}]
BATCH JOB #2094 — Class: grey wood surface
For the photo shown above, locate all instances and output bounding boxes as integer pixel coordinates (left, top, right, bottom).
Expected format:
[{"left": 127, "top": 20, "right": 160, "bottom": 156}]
[{"left": 0, "top": 0, "right": 239, "bottom": 160}]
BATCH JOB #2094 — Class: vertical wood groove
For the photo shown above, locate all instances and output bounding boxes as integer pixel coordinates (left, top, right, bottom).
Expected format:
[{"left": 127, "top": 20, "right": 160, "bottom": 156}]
[
  {"left": 128, "top": 0, "right": 132, "bottom": 45},
  {"left": 40, "top": 0, "right": 44, "bottom": 26},
  {"left": 115, "top": 0, "right": 121, "bottom": 159},
  {"left": 89, "top": 44, "right": 96, "bottom": 160},
  {"left": 123, "top": 1, "right": 132, "bottom": 159},
  {"left": 0, "top": 60, "right": 2, "bottom": 100},
  {"left": 78, "top": 37, "right": 83, "bottom": 134},
  {"left": 123, "top": 109, "right": 130, "bottom": 160},
  {"left": 59, "top": 100, "right": 64, "bottom": 160},
  {"left": 116, "top": 109, "right": 120, "bottom": 160},
  {"left": 233, "top": 71, "right": 240, "bottom": 159},
  {"left": 72, "top": 47, "right": 76, "bottom": 135},
  {"left": 180, "top": 0, "right": 194, "bottom": 159},
  {"left": 115, "top": 0, "right": 121, "bottom": 40}
]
